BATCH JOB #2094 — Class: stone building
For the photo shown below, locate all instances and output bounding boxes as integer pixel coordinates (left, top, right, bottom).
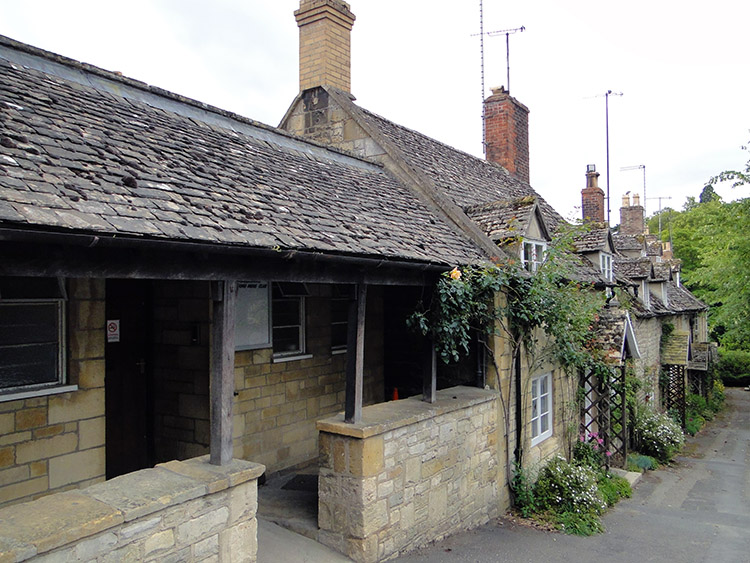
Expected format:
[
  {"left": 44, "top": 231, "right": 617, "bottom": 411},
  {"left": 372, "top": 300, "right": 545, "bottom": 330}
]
[{"left": 0, "top": 1, "right": 710, "bottom": 562}]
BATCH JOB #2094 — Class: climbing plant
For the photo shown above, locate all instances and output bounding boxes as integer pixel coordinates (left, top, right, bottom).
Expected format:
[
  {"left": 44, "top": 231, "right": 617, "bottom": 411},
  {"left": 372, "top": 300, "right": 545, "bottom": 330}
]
[{"left": 408, "top": 224, "right": 613, "bottom": 497}]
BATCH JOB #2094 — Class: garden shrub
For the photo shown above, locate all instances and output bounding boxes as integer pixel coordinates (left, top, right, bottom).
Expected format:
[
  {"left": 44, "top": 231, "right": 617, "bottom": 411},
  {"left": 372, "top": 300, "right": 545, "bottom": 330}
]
[
  {"left": 715, "top": 348, "right": 750, "bottom": 387},
  {"left": 632, "top": 407, "right": 684, "bottom": 463},
  {"left": 597, "top": 472, "right": 632, "bottom": 506},
  {"left": 626, "top": 453, "right": 658, "bottom": 472},
  {"left": 510, "top": 461, "right": 537, "bottom": 518}
]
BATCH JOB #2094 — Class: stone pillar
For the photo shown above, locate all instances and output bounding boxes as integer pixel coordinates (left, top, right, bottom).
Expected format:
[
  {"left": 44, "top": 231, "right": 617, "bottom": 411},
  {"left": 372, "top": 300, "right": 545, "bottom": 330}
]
[
  {"left": 295, "top": 0, "right": 356, "bottom": 93},
  {"left": 483, "top": 86, "right": 530, "bottom": 184}
]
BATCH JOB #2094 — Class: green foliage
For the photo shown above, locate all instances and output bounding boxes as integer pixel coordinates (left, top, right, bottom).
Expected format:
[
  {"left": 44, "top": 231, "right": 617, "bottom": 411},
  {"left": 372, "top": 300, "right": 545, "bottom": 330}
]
[
  {"left": 408, "top": 225, "right": 607, "bottom": 375},
  {"left": 534, "top": 456, "right": 606, "bottom": 517},
  {"left": 715, "top": 348, "right": 750, "bottom": 387},
  {"left": 554, "top": 511, "right": 604, "bottom": 536},
  {"left": 572, "top": 433, "right": 609, "bottom": 469},
  {"left": 648, "top": 196, "right": 750, "bottom": 351},
  {"left": 631, "top": 407, "right": 685, "bottom": 463},
  {"left": 510, "top": 461, "right": 537, "bottom": 518},
  {"left": 597, "top": 473, "right": 632, "bottom": 507},
  {"left": 626, "top": 453, "right": 659, "bottom": 472},
  {"left": 706, "top": 136, "right": 750, "bottom": 189}
]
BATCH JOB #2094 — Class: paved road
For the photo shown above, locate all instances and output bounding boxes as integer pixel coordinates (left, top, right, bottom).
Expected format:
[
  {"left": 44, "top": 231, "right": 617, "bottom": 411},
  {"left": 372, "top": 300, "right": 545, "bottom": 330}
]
[{"left": 395, "top": 387, "right": 750, "bottom": 563}]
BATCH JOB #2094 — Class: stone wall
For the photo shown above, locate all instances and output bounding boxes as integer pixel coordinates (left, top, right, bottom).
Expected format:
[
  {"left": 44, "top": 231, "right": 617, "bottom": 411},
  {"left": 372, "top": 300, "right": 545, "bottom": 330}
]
[
  {"left": 0, "top": 456, "right": 264, "bottom": 562},
  {"left": 151, "top": 281, "right": 212, "bottom": 463},
  {"left": 316, "top": 387, "right": 499, "bottom": 562},
  {"left": 232, "top": 285, "right": 384, "bottom": 474},
  {"left": 0, "top": 278, "right": 106, "bottom": 508},
  {"left": 632, "top": 316, "right": 662, "bottom": 404}
]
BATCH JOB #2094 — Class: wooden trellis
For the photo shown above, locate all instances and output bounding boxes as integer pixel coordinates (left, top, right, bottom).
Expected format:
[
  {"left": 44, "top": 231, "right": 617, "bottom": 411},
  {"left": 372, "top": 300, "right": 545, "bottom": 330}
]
[
  {"left": 579, "top": 365, "right": 628, "bottom": 469},
  {"left": 661, "top": 364, "right": 686, "bottom": 427},
  {"left": 688, "top": 369, "right": 708, "bottom": 398}
]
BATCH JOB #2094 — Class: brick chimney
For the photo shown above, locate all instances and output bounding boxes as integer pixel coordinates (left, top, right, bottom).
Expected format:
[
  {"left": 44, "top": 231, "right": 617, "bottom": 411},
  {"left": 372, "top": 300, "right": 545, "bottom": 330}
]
[
  {"left": 295, "top": 0, "right": 356, "bottom": 93},
  {"left": 483, "top": 86, "right": 530, "bottom": 184},
  {"left": 582, "top": 164, "right": 605, "bottom": 223},
  {"left": 620, "top": 192, "right": 645, "bottom": 235}
]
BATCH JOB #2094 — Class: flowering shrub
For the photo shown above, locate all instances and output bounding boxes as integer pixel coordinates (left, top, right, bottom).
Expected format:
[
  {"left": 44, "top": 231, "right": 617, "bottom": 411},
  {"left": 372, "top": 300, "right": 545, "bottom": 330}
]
[
  {"left": 534, "top": 456, "right": 607, "bottom": 517},
  {"left": 572, "top": 432, "right": 612, "bottom": 469},
  {"left": 632, "top": 407, "right": 684, "bottom": 463}
]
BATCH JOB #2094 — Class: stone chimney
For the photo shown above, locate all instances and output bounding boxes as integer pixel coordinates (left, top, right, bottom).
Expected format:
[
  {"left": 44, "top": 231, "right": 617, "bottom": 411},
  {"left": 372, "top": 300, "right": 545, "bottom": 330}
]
[
  {"left": 620, "top": 191, "right": 645, "bottom": 235},
  {"left": 483, "top": 86, "right": 530, "bottom": 184},
  {"left": 581, "top": 164, "right": 605, "bottom": 223},
  {"left": 295, "top": 0, "right": 356, "bottom": 93}
]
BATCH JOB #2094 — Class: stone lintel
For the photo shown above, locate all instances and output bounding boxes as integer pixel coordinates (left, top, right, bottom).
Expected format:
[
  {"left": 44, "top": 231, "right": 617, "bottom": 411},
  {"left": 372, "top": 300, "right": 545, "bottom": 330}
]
[{"left": 316, "top": 386, "right": 495, "bottom": 439}]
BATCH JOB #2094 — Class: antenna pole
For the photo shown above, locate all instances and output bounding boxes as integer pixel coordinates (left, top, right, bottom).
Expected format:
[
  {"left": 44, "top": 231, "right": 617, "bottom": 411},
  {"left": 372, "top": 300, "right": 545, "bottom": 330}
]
[{"left": 479, "top": 0, "right": 486, "bottom": 153}]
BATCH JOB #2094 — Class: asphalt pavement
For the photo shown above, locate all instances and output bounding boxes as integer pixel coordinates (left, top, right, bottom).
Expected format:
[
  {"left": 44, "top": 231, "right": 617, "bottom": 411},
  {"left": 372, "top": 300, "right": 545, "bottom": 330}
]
[{"left": 394, "top": 387, "right": 750, "bottom": 563}]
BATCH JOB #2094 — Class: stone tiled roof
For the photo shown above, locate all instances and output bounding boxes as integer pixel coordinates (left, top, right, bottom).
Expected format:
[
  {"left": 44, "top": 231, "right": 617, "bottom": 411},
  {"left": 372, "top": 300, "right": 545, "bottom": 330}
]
[
  {"left": 463, "top": 197, "right": 538, "bottom": 242},
  {"left": 572, "top": 227, "right": 611, "bottom": 253},
  {"left": 339, "top": 100, "right": 567, "bottom": 232},
  {"left": 590, "top": 306, "right": 630, "bottom": 365},
  {"left": 615, "top": 258, "right": 653, "bottom": 280},
  {"left": 662, "top": 331, "right": 690, "bottom": 365},
  {"left": 667, "top": 281, "right": 707, "bottom": 313},
  {"left": 0, "top": 36, "right": 485, "bottom": 266},
  {"left": 645, "top": 236, "right": 662, "bottom": 257},
  {"left": 652, "top": 263, "right": 672, "bottom": 282},
  {"left": 612, "top": 233, "right": 643, "bottom": 251}
]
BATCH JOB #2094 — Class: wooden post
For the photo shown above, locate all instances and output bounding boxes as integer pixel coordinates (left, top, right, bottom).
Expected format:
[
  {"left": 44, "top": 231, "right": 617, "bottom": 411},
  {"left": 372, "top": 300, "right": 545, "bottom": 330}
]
[
  {"left": 423, "top": 341, "right": 437, "bottom": 403},
  {"left": 210, "top": 280, "right": 237, "bottom": 465},
  {"left": 345, "top": 284, "right": 367, "bottom": 423}
]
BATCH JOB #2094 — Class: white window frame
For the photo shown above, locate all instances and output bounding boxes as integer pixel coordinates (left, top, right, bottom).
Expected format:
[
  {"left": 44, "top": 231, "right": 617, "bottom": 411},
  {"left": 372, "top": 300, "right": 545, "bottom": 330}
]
[
  {"left": 0, "top": 278, "right": 71, "bottom": 401},
  {"left": 530, "top": 373, "right": 553, "bottom": 446},
  {"left": 600, "top": 252, "right": 613, "bottom": 282},
  {"left": 521, "top": 239, "right": 547, "bottom": 272}
]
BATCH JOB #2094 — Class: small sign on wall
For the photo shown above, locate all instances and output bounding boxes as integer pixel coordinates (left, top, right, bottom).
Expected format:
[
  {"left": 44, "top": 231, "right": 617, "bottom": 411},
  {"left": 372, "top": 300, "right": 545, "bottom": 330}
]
[{"left": 107, "top": 319, "right": 120, "bottom": 343}]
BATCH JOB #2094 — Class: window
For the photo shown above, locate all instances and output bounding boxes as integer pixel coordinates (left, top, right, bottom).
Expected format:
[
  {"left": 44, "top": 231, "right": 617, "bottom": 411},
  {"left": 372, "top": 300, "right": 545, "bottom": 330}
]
[
  {"left": 600, "top": 253, "right": 613, "bottom": 282},
  {"left": 530, "top": 373, "right": 552, "bottom": 445},
  {"left": 235, "top": 282, "right": 271, "bottom": 350},
  {"left": 0, "top": 277, "right": 66, "bottom": 395},
  {"left": 330, "top": 285, "right": 354, "bottom": 352},
  {"left": 235, "top": 281, "right": 308, "bottom": 358},
  {"left": 522, "top": 240, "right": 546, "bottom": 272},
  {"left": 271, "top": 283, "right": 307, "bottom": 357}
]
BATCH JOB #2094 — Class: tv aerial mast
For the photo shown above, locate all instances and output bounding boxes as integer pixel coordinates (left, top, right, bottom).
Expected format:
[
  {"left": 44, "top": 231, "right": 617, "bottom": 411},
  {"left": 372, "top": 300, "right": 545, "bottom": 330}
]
[{"left": 473, "top": 0, "right": 524, "bottom": 153}]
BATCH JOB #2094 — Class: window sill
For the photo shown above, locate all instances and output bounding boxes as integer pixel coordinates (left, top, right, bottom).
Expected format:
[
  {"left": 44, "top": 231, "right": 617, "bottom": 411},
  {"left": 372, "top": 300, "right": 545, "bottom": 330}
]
[
  {"left": 272, "top": 353, "right": 313, "bottom": 364},
  {"left": 530, "top": 432, "right": 553, "bottom": 448},
  {"left": 0, "top": 384, "right": 78, "bottom": 403},
  {"left": 331, "top": 348, "right": 347, "bottom": 356}
]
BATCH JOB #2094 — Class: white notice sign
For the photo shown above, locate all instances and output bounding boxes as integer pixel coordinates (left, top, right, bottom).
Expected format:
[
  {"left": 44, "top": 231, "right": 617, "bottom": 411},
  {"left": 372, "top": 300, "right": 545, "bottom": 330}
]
[{"left": 107, "top": 319, "right": 120, "bottom": 343}]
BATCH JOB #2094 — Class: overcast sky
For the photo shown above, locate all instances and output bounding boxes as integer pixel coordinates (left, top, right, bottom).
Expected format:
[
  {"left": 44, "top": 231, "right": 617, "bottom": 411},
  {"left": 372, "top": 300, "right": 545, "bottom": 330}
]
[{"left": 3, "top": 1, "right": 749, "bottom": 223}]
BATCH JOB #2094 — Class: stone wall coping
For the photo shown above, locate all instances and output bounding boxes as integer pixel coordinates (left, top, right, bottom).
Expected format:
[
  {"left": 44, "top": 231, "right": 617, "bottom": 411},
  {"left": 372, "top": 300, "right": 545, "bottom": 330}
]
[
  {"left": 316, "top": 386, "right": 495, "bottom": 438},
  {"left": 0, "top": 456, "right": 265, "bottom": 562}
]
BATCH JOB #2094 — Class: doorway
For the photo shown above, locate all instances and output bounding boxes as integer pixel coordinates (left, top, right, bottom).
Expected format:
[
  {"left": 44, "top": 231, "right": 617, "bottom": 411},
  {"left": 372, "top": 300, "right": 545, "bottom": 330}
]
[{"left": 105, "top": 279, "right": 155, "bottom": 479}]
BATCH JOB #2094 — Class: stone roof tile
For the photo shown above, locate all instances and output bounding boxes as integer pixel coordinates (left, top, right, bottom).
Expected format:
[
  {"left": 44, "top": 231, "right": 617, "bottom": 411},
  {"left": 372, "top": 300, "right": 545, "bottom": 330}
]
[{"left": 0, "top": 38, "right": 485, "bottom": 267}]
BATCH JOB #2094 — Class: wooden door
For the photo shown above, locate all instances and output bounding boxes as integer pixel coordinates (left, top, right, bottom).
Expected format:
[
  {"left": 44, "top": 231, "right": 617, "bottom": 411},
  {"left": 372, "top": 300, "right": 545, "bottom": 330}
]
[{"left": 105, "top": 279, "right": 154, "bottom": 479}]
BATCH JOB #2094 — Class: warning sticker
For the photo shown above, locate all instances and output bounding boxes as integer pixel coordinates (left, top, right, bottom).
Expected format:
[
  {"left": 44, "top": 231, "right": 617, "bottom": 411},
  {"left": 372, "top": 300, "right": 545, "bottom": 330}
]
[{"left": 107, "top": 320, "right": 120, "bottom": 343}]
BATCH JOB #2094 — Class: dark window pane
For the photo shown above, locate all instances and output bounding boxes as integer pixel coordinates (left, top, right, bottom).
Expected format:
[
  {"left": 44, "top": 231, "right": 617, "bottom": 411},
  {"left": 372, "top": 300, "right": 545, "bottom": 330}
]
[
  {"left": 273, "top": 299, "right": 300, "bottom": 327},
  {"left": 0, "top": 343, "right": 59, "bottom": 389},
  {"left": 331, "top": 299, "right": 349, "bottom": 323},
  {"left": 0, "top": 303, "right": 58, "bottom": 345},
  {"left": 331, "top": 323, "right": 348, "bottom": 348},
  {"left": 273, "top": 327, "right": 301, "bottom": 354}
]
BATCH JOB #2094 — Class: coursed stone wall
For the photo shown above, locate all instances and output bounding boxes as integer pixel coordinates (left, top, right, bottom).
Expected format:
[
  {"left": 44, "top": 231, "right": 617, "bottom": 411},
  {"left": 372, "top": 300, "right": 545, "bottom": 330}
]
[
  {"left": 316, "top": 387, "right": 499, "bottom": 562},
  {"left": 0, "top": 456, "right": 264, "bottom": 562},
  {"left": 232, "top": 285, "right": 384, "bottom": 474}
]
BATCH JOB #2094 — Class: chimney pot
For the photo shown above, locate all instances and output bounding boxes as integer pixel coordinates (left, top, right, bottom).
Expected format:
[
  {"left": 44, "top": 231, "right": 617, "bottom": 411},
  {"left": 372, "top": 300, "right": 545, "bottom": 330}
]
[
  {"left": 622, "top": 193, "right": 631, "bottom": 207},
  {"left": 632, "top": 193, "right": 641, "bottom": 206}
]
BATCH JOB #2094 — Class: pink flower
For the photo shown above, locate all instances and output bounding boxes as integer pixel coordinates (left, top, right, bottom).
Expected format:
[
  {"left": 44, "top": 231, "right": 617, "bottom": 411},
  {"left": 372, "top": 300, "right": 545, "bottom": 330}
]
[{"left": 605, "top": 451, "right": 612, "bottom": 457}]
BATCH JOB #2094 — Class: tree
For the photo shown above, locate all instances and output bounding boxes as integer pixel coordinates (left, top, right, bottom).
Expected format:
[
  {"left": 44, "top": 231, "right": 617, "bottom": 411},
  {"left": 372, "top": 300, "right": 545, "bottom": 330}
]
[{"left": 705, "top": 136, "right": 750, "bottom": 189}]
